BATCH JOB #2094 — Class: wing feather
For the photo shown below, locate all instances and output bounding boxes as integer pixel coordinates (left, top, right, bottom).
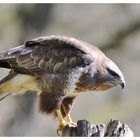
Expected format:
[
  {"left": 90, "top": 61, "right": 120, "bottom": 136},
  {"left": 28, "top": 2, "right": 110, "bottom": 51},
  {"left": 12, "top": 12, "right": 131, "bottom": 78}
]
[{"left": 0, "top": 36, "right": 97, "bottom": 76}]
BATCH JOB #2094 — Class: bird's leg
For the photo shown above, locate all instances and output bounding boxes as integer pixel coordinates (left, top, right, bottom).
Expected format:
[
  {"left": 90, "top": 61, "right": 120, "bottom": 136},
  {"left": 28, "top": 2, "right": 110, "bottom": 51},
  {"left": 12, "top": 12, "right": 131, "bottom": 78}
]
[
  {"left": 56, "top": 109, "right": 68, "bottom": 130},
  {"left": 66, "top": 113, "right": 77, "bottom": 126},
  {"left": 56, "top": 109, "right": 76, "bottom": 136},
  {"left": 61, "top": 103, "right": 77, "bottom": 127}
]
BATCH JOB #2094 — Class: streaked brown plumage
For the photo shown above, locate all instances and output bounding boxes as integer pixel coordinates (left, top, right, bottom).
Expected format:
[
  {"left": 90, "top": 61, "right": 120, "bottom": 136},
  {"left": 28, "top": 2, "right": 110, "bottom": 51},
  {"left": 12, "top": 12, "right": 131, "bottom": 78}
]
[{"left": 0, "top": 35, "right": 125, "bottom": 130}]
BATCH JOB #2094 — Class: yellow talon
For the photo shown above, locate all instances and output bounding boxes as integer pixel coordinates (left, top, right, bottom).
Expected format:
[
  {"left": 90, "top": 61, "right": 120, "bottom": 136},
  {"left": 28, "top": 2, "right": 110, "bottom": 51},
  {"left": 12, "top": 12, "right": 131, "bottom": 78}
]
[
  {"left": 56, "top": 109, "right": 68, "bottom": 136},
  {"left": 56, "top": 109, "right": 77, "bottom": 136},
  {"left": 56, "top": 109, "right": 67, "bottom": 130},
  {"left": 56, "top": 109, "right": 76, "bottom": 130}
]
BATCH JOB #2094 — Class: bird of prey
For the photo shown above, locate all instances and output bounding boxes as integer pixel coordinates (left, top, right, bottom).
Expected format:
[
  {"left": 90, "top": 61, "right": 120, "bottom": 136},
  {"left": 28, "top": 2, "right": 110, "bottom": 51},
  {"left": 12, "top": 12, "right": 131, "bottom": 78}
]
[{"left": 0, "top": 35, "right": 125, "bottom": 131}]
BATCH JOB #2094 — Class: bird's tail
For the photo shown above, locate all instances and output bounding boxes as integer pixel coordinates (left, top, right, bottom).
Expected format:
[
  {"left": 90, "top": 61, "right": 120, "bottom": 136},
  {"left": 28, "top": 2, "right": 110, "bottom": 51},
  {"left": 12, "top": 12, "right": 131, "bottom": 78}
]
[
  {"left": 0, "top": 72, "right": 41, "bottom": 101},
  {"left": 0, "top": 71, "right": 17, "bottom": 101},
  {"left": 0, "top": 48, "right": 19, "bottom": 100}
]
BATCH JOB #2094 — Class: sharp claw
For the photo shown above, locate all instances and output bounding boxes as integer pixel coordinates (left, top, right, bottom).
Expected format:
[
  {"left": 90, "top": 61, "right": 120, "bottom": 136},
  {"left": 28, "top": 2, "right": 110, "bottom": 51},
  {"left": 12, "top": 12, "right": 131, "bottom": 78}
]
[
  {"left": 57, "top": 128, "right": 62, "bottom": 136},
  {"left": 58, "top": 121, "right": 68, "bottom": 130},
  {"left": 57, "top": 121, "right": 77, "bottom": 135},
  {"left": 57, "top": 121, "right": 67, "bottom": 136}
]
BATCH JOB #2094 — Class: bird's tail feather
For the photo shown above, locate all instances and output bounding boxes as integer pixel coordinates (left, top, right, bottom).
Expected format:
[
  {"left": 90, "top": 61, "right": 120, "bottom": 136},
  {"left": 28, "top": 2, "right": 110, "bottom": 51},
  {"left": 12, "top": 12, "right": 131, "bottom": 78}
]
[
  {"left": 0, "top": 73, "right": 41, "bottom": 101},
  {"left": 0, "top": 71, "right": 17, "bottom": 85},
  {"left": 0, "top": 93, "right": 10, "bottom": 101},
  {"left": 0, "top": 71, "right": 17, "bottom": 101}
]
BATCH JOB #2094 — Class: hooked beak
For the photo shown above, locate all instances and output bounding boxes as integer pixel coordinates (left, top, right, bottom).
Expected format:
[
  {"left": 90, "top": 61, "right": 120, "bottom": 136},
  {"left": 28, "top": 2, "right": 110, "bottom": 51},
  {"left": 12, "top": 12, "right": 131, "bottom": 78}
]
[
  {"left": 120, "top": 79, "right": 126, "bottom": 89},
  {"left": 120, "top": 82, "right": 125, "bottom": 89},
  {"left": 119, "top": 74, "right": 126, "bottom": 89}
]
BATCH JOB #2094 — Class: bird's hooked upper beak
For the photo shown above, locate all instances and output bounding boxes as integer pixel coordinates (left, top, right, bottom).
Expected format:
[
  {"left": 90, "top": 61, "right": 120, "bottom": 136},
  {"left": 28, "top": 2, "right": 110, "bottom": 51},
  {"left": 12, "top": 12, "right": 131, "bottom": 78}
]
[
  {"left": 119, "top": 69, "right": 126, "bottom": 89},
  {"left": 119, "top": 75, "right": 126, "bottom": 89},
  {"left": 113, "top": 70, "right": 126, "bottom": 89},
  {"left": 120, "top": 81, "right": 126, "bottom": 89}
]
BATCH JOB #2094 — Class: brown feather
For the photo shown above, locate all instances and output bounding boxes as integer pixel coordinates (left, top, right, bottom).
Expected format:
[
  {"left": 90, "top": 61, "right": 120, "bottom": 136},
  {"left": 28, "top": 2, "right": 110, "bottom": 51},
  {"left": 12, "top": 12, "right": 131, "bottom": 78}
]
[{"left": 0, "top": 35, "right": 125, "bottom": 120}]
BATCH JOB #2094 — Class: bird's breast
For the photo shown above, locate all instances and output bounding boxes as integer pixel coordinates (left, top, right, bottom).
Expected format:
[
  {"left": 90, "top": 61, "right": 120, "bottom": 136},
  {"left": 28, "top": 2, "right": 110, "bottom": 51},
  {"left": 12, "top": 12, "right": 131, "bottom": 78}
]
[{"left": 63, "top": 67, "right": 85, "bottom": 97}]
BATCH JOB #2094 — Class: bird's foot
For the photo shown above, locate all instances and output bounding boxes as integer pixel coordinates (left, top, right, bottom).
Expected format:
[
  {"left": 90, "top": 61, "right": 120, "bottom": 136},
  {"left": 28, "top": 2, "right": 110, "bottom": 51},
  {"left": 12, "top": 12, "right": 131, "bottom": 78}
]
[
  {"left": 58, "top": 120, "right": 76, "bottom": 130},
  {"left": 66, "top": 114, "right": 77, "bottom": 127},
  {"left": 57, "top": 120, "right": 68, "bottom": 136},
  {"left": 57, "top": 121, "right": 77, "bottom": 136},
  {"left": 67, "top": 121, "right": 77, "bottom": 127},
  {"left": 58, "top": 121, "right": 68, "bottom": 130}
]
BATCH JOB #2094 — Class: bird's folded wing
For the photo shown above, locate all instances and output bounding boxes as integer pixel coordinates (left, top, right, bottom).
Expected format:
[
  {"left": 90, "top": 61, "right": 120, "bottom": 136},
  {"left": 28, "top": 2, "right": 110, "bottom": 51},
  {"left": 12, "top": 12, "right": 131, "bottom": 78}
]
[
  {"left": 0, "top": 36, "right": 95, "bottom": 76},
  {"left": 0, "top": 36, "right": 97, "bottom": 100}
]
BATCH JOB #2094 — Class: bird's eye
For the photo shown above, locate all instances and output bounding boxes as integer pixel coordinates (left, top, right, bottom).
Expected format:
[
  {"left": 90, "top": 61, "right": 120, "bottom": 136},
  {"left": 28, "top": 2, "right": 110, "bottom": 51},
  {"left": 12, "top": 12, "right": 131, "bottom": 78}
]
[{"left": 107, "top": 68, "right": 120, "bottom": 77}]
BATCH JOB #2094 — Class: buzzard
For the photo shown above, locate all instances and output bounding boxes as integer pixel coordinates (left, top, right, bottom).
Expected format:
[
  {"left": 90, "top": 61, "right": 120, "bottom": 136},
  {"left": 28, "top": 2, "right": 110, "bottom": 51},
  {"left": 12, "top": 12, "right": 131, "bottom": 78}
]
[{"left": 0, "top": 36, "right": 125, "bottom": 131}]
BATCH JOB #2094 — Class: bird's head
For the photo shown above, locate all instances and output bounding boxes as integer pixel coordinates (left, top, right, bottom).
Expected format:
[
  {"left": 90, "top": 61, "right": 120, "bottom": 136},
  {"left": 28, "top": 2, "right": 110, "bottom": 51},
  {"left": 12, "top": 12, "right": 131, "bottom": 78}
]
[
  {"left": 92, "top": 57, "right": 125, "bottom": 91},
  {"left": 104, "top": 58, "right": 125, "bottom": 89}
]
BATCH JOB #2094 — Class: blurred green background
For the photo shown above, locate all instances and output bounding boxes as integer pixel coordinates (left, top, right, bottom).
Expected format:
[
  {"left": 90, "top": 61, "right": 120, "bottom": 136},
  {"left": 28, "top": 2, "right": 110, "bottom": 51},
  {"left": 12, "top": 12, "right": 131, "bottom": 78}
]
[{"left": 0, "top": 4, "right": 139, "bottom": 136}]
